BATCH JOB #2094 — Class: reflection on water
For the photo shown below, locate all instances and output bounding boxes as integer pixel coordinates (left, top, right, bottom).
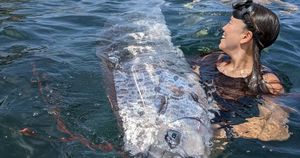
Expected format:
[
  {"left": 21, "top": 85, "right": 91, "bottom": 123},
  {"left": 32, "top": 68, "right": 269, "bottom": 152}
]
[
  {"left": 0, "top": 0, "right": 299, "bottom": 157},
  {"left": 0, "top": 0, "right": 121, "bottom": 158}
]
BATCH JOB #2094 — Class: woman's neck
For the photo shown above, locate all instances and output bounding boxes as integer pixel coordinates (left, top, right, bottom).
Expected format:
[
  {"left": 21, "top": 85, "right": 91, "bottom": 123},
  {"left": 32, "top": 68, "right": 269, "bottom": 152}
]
[
  {"left": 230, "top": 50, "right": 253, "bottom": 70},
  {"left": 218, "top": 49, "right": 254, "bottom": 78}
]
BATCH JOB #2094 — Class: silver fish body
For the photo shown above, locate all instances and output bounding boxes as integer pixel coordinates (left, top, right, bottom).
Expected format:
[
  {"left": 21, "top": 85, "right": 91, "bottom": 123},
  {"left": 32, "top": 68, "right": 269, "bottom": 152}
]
[{"left": 98, "top": 0, "right": 214, "bottom": 157}]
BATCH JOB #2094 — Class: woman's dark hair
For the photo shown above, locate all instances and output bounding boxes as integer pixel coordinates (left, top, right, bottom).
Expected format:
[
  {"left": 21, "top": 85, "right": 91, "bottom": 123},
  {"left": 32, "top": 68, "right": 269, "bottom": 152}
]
[{"left": 232, "top": 0, "right": 280, "bottom": 93}]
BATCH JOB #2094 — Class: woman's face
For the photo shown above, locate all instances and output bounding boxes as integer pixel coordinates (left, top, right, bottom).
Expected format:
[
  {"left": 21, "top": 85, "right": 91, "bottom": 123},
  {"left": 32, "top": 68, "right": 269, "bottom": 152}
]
[{"left": 219, "top": 16, "right": 248, "bottom": 53}]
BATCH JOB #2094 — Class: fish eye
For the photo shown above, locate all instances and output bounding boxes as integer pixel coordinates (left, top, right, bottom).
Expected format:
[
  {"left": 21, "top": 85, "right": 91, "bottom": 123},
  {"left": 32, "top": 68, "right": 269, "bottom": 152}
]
[
  {"left": 172, "top": 133, "right": 177, "bottom": 139},
  {"left": 165, "top": 130, "right": 181, "bottom": 149}
]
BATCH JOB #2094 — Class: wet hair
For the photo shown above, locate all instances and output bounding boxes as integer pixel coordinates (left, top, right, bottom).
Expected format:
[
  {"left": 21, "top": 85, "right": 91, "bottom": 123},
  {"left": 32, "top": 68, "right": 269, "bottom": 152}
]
[{"left": 232, "top": 0, "right": 280, "bottom": 94}]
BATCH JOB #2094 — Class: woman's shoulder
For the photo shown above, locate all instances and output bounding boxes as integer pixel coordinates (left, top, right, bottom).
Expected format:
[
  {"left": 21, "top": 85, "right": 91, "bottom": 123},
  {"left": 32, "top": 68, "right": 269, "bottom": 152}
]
[
  {"left": 262, "top": 72, "right": 284, "bottom": 95},
  {"left": 203, "top": 51, "right": 225, "bottom": 58},
  {"left": 261, "top": 65, "right": 284, "bottom": 95},
  {"left": 260, "top": 65, "right": 284, "bottom": 95},
  {"left": 201, "top": 51, "right": 228, "bottom": 64}
]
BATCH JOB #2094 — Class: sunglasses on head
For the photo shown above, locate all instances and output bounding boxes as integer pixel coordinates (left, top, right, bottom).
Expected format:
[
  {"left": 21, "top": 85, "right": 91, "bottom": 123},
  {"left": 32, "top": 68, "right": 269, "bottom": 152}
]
[
  {"left": 232, "top": 0, "right": 254, "bottom": 30},
  {"left": 232, "top": 0, "right": 264, "bottom": 48},
  {"left": 233, "top": 0, "right": 252, "bottom": 10}
]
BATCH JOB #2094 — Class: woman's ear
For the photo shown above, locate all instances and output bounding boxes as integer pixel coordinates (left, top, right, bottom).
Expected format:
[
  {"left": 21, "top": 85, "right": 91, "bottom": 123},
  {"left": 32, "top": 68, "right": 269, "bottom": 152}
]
[{"left": 240, "top": 30, "right": 253, "bottom": 44}]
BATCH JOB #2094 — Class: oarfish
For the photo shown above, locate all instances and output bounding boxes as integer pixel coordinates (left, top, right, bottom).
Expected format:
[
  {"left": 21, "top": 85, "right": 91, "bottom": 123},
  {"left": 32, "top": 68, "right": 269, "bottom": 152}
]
[{"left": 98, "top": 0, "right": 214, "bottom": 157}]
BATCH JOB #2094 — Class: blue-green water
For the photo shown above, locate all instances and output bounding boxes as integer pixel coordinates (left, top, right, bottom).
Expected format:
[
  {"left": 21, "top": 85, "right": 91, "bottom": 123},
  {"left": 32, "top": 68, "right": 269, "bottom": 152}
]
[{"left": 0, "top": 0, "right": 299, "bottom": 157}]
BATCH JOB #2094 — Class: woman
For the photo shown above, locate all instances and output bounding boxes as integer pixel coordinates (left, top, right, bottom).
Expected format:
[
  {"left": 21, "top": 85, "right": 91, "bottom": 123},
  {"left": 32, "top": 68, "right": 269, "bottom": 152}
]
[{"left": 193, "top": 0, "right": 290, "bottom": 141}]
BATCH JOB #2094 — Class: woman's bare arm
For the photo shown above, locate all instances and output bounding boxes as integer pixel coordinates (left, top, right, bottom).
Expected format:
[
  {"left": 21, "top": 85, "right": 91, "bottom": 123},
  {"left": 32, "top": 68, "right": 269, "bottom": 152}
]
[{"left": 263, "top": 73, "right": 284, "bottom": 95}]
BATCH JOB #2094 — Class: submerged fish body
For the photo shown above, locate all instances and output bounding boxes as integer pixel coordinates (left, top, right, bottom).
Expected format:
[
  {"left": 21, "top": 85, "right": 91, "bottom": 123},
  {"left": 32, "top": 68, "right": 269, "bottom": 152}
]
[
  {"left": 98, "top": 0, "right": 214, "bottom": 157},
  {"left": 112, "top": 50, "right": 213, "bottom": 157}
]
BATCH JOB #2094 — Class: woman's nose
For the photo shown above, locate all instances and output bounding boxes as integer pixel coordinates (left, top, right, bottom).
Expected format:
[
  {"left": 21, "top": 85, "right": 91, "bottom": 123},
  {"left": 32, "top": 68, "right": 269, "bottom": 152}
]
[{"left": 222, "top": 24, "right": 227, "bottom": 31}]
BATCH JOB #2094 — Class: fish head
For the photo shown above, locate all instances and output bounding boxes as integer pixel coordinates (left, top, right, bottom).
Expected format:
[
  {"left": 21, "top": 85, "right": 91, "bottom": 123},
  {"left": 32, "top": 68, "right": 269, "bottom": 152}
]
[{"left": 145, "top": 118, "right": 212, "bottom": 158}]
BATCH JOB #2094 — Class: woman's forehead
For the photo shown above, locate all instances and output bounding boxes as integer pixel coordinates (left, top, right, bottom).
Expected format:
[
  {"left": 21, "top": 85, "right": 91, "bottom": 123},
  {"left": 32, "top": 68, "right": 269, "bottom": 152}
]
[
  {"left": 230, "top": 16, "right": 240, "bottom": 22},
  {"left": 231, "top": 16, "right": 246, "bottom": 25}
]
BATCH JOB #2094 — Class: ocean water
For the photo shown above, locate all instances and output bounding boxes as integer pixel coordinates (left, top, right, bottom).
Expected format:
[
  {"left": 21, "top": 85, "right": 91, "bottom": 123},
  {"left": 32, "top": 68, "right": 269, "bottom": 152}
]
[{"left": 0, "top": 0, "right": 299, "bottom": 158}]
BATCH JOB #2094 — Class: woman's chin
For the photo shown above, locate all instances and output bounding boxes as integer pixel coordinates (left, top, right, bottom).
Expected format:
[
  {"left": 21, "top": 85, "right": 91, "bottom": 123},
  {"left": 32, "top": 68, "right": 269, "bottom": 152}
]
[{"left": 218, "top": 43, "right": 224, "bottom": 50}]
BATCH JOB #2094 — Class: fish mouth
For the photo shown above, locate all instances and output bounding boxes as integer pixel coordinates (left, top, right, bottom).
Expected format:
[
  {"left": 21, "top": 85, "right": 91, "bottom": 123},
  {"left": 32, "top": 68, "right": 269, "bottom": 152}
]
[
  {"left": 133, "top": 128, "right": 208, "bottom": 158},
  {"left": 141, "top": 145, "right": 204, "bottom": 158},
  {"left": 133, "top": 146, "right": 203, "bottom": 158},
  {"left": 145, "top": 146, "right": 185, "bottom": 158}
]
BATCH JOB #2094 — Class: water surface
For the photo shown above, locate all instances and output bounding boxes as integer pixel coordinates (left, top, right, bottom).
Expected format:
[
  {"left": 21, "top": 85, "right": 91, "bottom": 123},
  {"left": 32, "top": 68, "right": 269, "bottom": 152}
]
[{"left": 0, "top": 0, "right": 300, "bottom": 157}]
